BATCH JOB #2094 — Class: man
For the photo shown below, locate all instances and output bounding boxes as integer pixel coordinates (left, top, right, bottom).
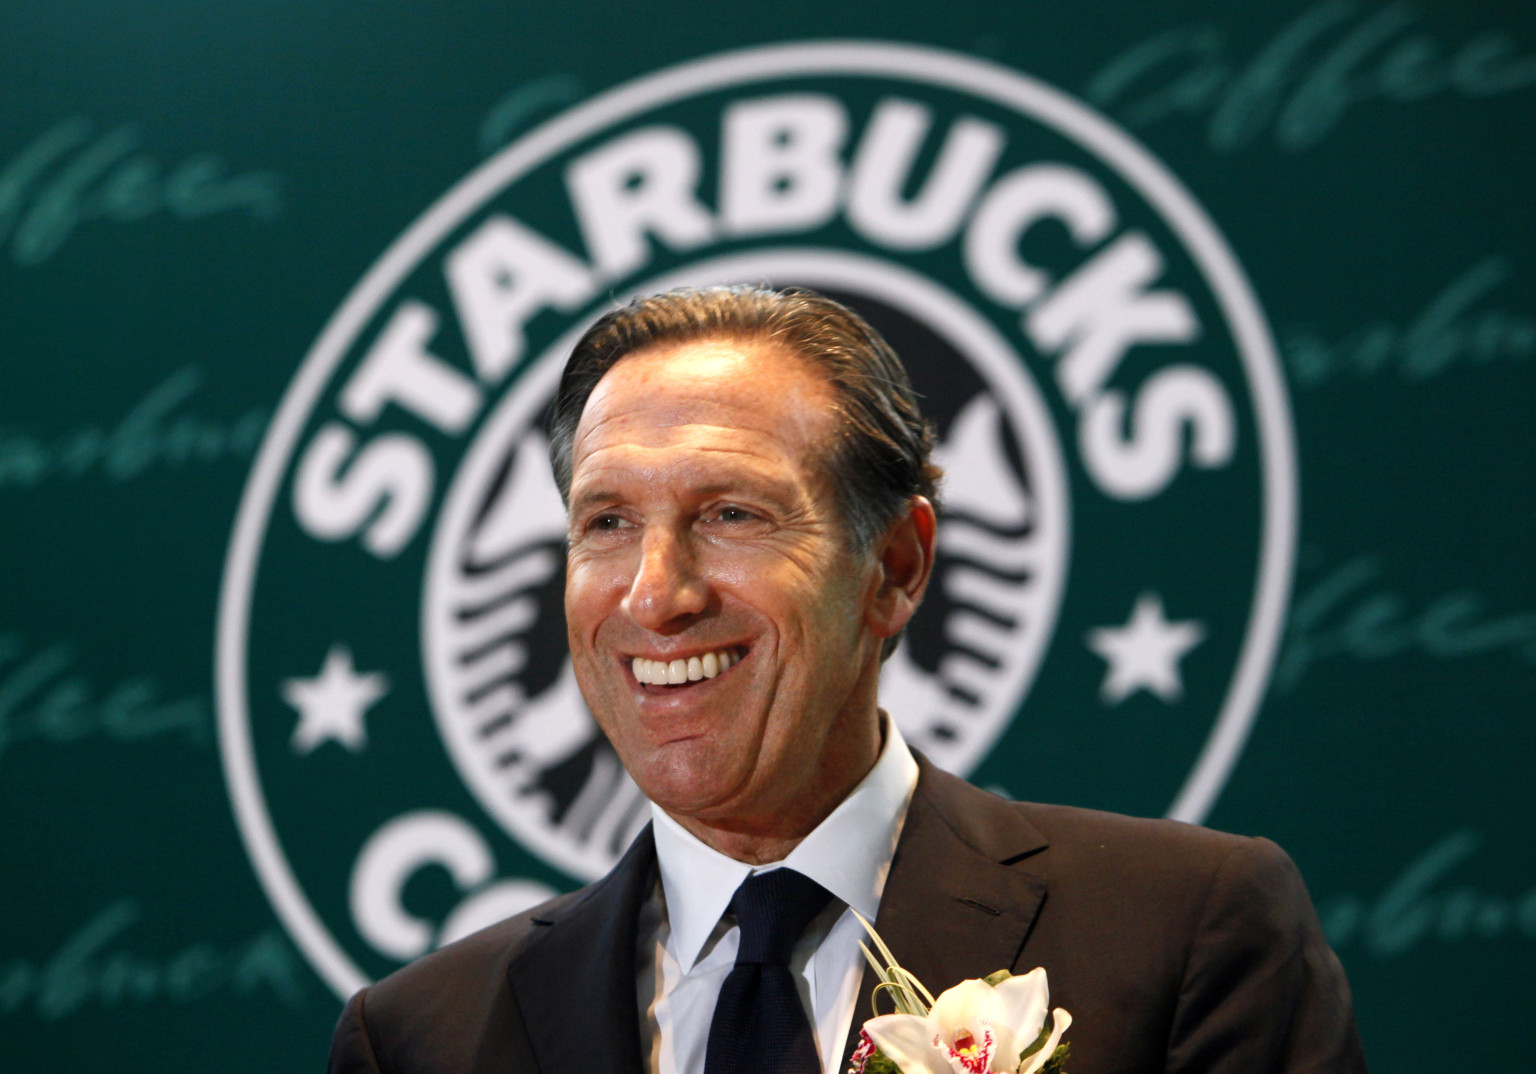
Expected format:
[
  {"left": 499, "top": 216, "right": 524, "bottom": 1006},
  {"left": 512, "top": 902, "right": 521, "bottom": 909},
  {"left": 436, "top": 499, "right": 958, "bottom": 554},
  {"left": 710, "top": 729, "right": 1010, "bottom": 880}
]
[{"left": 329, "top": 286, "right": 1366, "bottom": 1074}]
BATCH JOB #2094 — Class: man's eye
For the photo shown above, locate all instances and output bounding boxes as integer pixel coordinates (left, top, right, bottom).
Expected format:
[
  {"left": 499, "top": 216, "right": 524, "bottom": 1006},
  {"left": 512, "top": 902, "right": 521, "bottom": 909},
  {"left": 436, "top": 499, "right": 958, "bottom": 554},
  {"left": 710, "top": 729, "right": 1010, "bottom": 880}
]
[
  {"left": 713, "top": 506, "right": 761, "bottom": 524},
  {"left": 589, "top": 513, "right": 631, "bottom": 532}
]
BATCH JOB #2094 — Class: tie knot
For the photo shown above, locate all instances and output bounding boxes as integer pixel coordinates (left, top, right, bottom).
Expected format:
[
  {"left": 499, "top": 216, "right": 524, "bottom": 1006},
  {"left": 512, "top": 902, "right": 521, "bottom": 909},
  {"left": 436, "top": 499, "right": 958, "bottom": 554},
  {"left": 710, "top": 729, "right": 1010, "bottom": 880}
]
[{"left": 729, "top": 869, "right": 833, "bottom": 965}]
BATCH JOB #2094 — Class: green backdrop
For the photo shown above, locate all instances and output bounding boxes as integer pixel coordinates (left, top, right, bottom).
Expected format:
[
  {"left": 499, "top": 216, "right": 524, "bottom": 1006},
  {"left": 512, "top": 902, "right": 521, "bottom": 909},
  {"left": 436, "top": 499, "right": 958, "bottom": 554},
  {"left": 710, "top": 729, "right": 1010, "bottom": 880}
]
[{"left": 3, "top": 3, "right": 1533, "bottom": 1071}]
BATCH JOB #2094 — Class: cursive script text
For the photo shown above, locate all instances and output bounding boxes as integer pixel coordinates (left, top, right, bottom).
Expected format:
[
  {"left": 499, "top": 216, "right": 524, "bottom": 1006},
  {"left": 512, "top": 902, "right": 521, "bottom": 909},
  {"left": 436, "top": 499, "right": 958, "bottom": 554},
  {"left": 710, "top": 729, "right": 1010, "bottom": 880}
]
[
  {"left": 1086, "top": 1, "right": 1536, "bottom": 152},
  {"left": 0, "top": 901, "right": 305, "bottom": 1018},
  {"left": 1318, "top": 831, "right": 1536, "bottom": 956},
  {"left": 1274, "top": 553, "right": 1536, "bottom": 690},
  {"left": 477, "top": 74, "right": 586, "bottom": 156},
  {"left": 1284, "top": 258, "right": 1533, "bottom": 387},
  {"left": 0, "top": 366, "right": 267, "bottom": 489},
  {"left": 0, "top": 117, "right": 283, "bottom": 266},
  {"left": 0, "top": 632, "right": 208, "bottom": 765}
]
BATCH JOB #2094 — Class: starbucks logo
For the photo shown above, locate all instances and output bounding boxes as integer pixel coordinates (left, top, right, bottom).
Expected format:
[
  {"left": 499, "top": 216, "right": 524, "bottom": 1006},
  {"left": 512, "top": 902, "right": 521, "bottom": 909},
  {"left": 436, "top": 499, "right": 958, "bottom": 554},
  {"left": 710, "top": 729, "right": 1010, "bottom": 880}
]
[{"left": 217, "top": 41, "right": 1296, "bottom": 999}]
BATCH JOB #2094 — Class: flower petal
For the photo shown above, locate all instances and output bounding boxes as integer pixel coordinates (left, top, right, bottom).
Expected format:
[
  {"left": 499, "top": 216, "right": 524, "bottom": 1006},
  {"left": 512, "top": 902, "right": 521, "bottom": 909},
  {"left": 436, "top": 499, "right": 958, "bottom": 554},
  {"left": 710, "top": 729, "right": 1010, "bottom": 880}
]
[
  {"left": 929, "top": 977, "right": 1004, "bottom": 1033},
  {"left": 992, "top": 967, "right": 1050, "bottom": 1061},
  {"left": 927, "top": 978, "right": 1015, "bottom": 1072},
  {"left": 1017, "top": 1008, "right": 1073, "bottom": 1074},
  {"left": 863, "top": 1013, "right": 952, "bottom": 1074}
]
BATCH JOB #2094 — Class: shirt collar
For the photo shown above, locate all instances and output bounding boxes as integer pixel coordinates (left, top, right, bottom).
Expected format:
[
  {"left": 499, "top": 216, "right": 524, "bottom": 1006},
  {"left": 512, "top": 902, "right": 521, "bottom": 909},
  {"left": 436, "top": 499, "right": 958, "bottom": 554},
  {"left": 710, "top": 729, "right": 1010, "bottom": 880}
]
[{"left": 650, "top": 719, "right": 919, "bottom": 973}]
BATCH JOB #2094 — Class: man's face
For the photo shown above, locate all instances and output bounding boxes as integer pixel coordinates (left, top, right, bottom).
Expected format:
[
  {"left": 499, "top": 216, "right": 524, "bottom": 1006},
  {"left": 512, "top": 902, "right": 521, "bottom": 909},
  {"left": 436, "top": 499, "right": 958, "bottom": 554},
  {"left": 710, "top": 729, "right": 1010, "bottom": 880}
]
[{"left": 563, "top": 337, "right": 888, "bottom": 837}]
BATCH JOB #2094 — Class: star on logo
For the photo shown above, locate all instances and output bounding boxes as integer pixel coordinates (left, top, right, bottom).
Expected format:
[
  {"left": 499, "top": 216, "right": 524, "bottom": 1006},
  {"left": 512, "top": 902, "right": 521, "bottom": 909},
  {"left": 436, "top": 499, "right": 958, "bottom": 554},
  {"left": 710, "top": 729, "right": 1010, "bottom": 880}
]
[
  {"left": 1087, "top": 593, "right": 1206, "bottom": 705},
  {"left": 282, "top": 645, "right": 389, "bottom": 755}
]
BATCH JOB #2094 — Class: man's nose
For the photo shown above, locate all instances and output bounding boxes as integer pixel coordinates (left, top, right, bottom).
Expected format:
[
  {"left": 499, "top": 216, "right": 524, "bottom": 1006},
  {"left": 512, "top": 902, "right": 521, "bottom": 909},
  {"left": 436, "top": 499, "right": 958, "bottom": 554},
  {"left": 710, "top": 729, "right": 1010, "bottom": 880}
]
[{"left": 623, "top": 527, "right": 709, "bottom": 632}]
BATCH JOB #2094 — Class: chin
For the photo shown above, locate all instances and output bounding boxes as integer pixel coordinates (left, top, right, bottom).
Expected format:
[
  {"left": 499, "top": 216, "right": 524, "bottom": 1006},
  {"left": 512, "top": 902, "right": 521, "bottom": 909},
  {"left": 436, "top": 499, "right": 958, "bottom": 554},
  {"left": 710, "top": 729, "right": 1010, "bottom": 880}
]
[{"left": 633, "top": 747, "right": 750, "bottom": 817}]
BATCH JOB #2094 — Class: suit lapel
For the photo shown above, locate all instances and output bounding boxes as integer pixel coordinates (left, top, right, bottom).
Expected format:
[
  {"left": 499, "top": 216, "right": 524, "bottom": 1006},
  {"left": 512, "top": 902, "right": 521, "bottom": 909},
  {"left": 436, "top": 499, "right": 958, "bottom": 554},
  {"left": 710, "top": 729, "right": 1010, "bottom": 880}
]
[
  {"left": 507, "top": 828, "right": 657, "bottom": 1074},
  {"left": 839, "top": 759, "right": 1049, "bottom": 1072},
  {"left": 504, "top": 762, "right": 1046, "bottom": 1074}
]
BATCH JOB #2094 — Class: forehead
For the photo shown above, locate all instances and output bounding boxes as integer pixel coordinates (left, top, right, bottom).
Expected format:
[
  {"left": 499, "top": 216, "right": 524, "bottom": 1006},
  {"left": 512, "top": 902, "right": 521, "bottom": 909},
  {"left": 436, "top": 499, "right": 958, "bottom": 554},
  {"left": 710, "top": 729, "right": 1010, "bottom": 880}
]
[{"left": 570, "top": 337, "right": 838, "bottom": 478}]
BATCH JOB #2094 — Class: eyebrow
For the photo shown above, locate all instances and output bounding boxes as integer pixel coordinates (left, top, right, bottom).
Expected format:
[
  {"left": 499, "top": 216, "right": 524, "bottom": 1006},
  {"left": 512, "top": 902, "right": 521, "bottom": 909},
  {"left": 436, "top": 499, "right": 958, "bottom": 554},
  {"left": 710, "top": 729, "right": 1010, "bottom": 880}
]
[
  {"left": 567, "top": 474, "right": 802, "bottom": 519},
  {"left": 567, "top": 488, "right": 625, "bottom": 518}
]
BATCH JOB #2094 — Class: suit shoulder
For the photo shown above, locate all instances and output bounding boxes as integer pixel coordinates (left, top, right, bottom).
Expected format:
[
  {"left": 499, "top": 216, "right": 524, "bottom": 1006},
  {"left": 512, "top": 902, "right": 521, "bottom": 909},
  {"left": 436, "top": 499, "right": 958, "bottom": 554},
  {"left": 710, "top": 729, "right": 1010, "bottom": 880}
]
[
  {"left": 332, "top": 828, "right": 660, "bottom": 1072},
  {"left": 916, "top": 759, "right": 1298, "bottom": 881},
  {"left": 333, "top": 886, "right": 593, "bottom": 1072},
  {"left": 368, "top": 885, "right": 585, "bottom": 1003},
  {"left": 1004, "top": 798, "right": 1315, "bottom": 930},
  {"left": 1019, "top": 799, "right": 1252, "bottom": 859},
  {"left": 916, "top": 759, "right": 1259, "bottom": 878}
]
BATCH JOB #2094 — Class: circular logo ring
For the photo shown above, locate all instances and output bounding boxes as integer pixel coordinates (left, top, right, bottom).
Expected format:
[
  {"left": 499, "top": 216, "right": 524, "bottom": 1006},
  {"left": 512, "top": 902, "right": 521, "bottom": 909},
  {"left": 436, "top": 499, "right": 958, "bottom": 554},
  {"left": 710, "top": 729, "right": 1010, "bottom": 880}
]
[{"left": 219, "top": 41, "right": 1295, "bottom": 999}]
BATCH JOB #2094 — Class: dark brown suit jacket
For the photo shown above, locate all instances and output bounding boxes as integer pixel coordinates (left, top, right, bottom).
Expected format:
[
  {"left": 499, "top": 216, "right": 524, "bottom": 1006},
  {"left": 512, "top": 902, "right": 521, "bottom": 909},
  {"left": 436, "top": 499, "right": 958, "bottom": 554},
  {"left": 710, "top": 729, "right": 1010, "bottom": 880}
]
[{"left": 329, "top": 758, "right": 1366, "bottom": 1073}]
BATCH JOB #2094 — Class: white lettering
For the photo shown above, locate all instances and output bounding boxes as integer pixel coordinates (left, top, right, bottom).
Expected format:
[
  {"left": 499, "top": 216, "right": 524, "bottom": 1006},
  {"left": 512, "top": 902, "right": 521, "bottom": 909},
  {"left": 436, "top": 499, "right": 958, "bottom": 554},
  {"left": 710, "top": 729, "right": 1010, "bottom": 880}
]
[
  {"left": 1028, "top": 231, "right": 1200, "bottom": 405},
  {"left": 964, "top": 164, "right": 1116, "bottom": 308},
  {"left": 445, "top": 215, "right": 596, "bottom": 384},
  {"left": 340, "top": 301, "right": 482, "bottom": 434},
  {"left": 847, "top": 99, "right": 1004, "bottom": 250},
  {"left": 1080, "top": 366, "right": 1236, "bottom": 500},
  {"left": 719, "top": 94, "right": 847, "bottom": 236},
  {"left": 349, "top": 811, "right": 494, "bottom": 962},
  {"left": 292, "top": 424, "right": 432, "bottom": 558},
  {"left": 566, "top": 126, "right": 715, "bottom": 281}
]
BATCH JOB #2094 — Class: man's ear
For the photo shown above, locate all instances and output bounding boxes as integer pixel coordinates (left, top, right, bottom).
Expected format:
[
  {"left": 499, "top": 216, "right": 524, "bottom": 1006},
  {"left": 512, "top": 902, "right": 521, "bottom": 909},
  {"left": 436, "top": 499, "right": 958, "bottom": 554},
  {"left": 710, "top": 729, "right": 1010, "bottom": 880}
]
[{"left": 865, "top": 496, "right": 938, "bottom": 641}]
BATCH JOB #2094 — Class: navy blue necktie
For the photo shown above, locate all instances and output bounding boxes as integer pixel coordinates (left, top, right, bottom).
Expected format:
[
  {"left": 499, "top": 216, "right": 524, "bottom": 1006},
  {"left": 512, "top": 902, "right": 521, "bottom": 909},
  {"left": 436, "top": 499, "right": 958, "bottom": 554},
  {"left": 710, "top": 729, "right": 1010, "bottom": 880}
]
[{"left": 703, "top": 868, "right": 833, "bottom": 1074}]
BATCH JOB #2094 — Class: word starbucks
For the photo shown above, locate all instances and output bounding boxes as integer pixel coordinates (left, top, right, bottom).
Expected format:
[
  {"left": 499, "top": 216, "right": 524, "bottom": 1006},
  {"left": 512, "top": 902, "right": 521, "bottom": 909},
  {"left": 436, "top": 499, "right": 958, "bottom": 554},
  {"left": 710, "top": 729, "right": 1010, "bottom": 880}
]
[
  {"left": 1283, "top": 257, "right": 1534, "bottom": 387},
  {"left": 293, "top": 92, "right": 1235, "bottom": 560},
  {"left": 0, "top": 366, "right": 266, "bottom": 490},
  {"left": 1318, "top": 830, "right": 1536, "bottom": 957},
  {"left": 227, "top": 44, "right": 1289, "bottom": 998},
  {"left": 0, "top": 900, "right": 304, "bottom": 1020}
]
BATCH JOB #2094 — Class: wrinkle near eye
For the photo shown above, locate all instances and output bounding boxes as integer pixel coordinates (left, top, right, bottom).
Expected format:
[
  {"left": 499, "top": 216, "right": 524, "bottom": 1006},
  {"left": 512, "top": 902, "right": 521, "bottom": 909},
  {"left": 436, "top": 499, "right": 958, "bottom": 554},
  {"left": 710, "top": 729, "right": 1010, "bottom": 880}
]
[{"left": 702, "top": 503, "right": 765, "bottom": 526}]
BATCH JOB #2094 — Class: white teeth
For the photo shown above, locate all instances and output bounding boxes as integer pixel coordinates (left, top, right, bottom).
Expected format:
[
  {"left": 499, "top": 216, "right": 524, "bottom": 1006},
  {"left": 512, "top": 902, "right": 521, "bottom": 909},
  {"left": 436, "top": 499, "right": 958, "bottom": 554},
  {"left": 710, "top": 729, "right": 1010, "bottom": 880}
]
[{"left": 632, "top": 648, "right": 740, "bottom": 685}]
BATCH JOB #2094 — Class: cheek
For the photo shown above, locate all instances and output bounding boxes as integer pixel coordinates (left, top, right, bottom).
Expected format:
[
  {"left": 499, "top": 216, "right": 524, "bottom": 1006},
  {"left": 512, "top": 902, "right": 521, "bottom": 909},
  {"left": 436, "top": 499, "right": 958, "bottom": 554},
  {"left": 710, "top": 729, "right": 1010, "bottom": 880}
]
[
  {"left": 565, "top": 559, "right": 627, "bottom": 634},
  {"left": 797, "top": 559, "right": 869, "bottom": 630}
]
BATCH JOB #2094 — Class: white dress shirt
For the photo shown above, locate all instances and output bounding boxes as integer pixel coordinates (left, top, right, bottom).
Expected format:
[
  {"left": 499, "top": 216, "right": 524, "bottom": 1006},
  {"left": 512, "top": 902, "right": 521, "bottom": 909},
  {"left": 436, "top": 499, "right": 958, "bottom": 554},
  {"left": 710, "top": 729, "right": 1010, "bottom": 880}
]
[{"left": 635, "top": 722, "right": 920, "bottom": 1074}]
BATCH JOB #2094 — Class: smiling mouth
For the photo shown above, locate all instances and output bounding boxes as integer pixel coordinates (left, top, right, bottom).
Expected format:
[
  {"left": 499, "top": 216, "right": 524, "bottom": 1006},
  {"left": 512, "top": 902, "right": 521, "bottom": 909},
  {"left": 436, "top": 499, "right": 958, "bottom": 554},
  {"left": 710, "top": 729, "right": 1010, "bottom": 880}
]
[{"left": 631, "top": 646, "right": 745, "bottom": 687}]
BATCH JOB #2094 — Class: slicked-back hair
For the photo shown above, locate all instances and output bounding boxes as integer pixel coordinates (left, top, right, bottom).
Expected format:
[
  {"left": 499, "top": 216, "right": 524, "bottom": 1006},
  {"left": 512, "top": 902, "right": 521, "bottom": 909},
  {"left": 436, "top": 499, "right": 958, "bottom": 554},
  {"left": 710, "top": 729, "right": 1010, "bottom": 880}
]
[{"left": 547, "top": 284, "right": 943, "bottom": 556}]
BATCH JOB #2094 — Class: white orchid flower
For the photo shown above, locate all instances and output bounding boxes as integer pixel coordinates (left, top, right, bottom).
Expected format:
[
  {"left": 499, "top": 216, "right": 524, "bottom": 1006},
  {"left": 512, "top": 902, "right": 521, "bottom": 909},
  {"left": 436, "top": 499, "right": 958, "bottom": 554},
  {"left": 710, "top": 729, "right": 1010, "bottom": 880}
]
[{"left": 861, "top": 969, "right": 1072, "bottom": 1074}]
